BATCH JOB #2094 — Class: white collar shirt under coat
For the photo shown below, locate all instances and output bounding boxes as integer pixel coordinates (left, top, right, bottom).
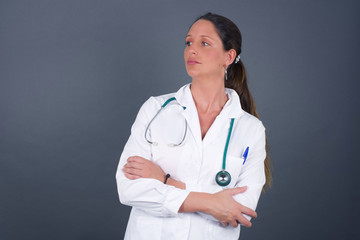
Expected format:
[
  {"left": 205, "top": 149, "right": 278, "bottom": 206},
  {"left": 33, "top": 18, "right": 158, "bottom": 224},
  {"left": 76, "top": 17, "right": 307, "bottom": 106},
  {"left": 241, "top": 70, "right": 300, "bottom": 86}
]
[{"left": 116, "top": 83, "right": 266, "bottom": 240}]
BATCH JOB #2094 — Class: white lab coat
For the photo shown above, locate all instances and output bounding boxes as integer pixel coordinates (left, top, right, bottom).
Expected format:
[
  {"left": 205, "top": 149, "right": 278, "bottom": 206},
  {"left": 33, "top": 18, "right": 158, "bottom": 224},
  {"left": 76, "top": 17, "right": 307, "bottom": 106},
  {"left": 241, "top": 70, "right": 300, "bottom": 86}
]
[{"left": 116, "top": 83, "right": 266, "bottom": 240}]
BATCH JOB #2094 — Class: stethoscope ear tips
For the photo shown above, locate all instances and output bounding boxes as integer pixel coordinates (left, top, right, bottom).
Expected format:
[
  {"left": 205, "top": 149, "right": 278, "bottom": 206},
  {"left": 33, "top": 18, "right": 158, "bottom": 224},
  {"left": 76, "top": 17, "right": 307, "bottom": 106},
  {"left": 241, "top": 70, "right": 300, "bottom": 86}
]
[{"left": 152, "top": 142, "right": 177, "bottom": 147}]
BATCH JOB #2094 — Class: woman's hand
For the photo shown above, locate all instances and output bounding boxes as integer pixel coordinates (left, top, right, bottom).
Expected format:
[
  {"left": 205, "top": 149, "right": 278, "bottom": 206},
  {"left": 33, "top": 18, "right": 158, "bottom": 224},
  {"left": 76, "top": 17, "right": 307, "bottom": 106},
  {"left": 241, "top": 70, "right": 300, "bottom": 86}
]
[
  {"left": 123, "top": 156, "right": 186, "bottom": 189},
  {"left": 208, "top": 186, "right": 257, "bottom": 228},
  {"left": 123, "top": 156, "right": 165, "bottom": 182},
  {"left": 179, "top": 186, "right": 257, "bottom": 228}
]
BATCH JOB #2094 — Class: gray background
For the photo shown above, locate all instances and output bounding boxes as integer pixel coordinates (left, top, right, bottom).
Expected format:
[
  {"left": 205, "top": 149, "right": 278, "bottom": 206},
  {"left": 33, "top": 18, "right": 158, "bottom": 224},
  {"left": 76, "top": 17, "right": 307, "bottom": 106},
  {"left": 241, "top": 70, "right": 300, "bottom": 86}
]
[{"left": 1, "top": 0, "right": 359, "bottom": 239}]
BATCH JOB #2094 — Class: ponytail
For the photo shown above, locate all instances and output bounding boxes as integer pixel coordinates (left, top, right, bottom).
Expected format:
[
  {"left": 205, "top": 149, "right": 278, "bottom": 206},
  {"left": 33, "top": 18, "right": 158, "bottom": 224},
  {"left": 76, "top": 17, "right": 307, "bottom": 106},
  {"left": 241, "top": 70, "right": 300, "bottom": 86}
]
[
  {"left": 226, "top": 60, "right": 254, "bottom": 115},
  {"left": 226, "top": 60, "right": 273, "bottom": 190}
]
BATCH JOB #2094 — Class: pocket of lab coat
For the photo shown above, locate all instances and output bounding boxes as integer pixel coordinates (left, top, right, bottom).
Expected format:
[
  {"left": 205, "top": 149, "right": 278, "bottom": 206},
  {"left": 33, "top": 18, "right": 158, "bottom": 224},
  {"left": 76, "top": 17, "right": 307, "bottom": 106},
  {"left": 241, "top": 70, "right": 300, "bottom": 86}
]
[{"left": 224, "top": 156, "right": 244, "bottom": 188}]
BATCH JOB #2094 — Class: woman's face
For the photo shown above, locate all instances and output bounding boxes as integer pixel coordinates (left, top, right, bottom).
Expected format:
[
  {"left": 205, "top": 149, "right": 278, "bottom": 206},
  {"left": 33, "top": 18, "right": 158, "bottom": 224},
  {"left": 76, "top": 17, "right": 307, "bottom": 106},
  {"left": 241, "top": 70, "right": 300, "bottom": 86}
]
[{"left": 184, "top": 19, "right": 231, "bottom": 81}]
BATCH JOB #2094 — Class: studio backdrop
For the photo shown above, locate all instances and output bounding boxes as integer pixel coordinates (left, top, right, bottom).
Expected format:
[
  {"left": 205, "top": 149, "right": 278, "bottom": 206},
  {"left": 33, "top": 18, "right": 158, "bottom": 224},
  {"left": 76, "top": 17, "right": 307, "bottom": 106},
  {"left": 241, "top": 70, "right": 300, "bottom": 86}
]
[{"left": 0, "top": 0, "right": 359, "bottom": 239}]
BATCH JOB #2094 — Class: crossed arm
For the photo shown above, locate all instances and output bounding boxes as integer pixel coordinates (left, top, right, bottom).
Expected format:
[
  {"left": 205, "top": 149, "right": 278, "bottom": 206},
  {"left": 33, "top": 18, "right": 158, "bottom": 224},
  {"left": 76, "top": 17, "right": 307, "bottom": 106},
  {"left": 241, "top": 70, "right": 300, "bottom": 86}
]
[
  {"left": 123, "top": 156, "right": 257, "bottom": 228},
  {"left": 118, "top": 97, "right": 264, "bottom": 228}
]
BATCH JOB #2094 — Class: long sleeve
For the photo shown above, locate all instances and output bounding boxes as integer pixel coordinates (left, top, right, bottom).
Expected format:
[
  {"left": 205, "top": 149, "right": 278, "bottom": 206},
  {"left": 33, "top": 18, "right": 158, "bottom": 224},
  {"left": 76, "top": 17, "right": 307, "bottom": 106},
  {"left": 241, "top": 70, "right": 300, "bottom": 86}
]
[
  {"left": 115, "top": 97, "right": 190, "bottom": 217},
  {"left": 232, "top": 121, "right": 266, "bottom": 220}
]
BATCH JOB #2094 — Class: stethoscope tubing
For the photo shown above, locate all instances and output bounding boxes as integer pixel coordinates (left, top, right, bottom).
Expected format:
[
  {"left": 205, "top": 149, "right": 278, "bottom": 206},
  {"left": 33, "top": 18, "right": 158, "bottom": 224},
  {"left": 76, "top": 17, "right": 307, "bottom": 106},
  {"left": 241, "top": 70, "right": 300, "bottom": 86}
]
[
  {"left": 144, "top": 97, "right": 187, "bottom": 147},
  {"left": 222, "top": 118, "right": 235, "bottom": 170}
]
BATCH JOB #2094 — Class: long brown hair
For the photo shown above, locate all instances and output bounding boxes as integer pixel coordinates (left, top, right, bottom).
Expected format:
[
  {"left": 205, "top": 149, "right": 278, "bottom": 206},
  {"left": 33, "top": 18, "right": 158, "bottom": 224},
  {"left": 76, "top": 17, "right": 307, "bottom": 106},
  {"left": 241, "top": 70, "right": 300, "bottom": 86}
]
[{"left": 193, "top": 13, "right": 273, "bottom": 190}]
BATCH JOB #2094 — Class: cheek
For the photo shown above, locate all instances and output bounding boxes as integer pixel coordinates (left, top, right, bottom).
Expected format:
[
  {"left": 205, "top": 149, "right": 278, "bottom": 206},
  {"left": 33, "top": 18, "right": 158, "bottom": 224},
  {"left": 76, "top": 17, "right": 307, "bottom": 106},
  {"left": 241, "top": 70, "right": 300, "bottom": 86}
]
[
  {"left": 184, "top": 48, "right": 189, "bottom": 61},
  {"left": 207, "top": 51, "right": 224, "bottom": 67},
  {"left": 206, "top": 48, "right": 223, "bottom": 60}
]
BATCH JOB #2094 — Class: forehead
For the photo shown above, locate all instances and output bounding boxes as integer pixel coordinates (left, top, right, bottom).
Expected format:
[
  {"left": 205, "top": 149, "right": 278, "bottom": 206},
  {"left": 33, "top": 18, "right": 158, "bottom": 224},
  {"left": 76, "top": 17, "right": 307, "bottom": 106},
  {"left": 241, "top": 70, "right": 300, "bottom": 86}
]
[{"left": 187, "top": 19, "right": 220, "bottom": 39}]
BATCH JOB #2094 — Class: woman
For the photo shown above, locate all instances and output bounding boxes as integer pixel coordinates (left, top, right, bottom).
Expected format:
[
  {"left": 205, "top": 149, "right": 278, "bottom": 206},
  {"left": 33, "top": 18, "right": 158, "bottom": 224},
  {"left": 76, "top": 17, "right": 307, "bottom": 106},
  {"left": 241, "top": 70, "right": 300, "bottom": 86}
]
[{"left": 116, "top": 13, "right": 272, "bottom": 240}]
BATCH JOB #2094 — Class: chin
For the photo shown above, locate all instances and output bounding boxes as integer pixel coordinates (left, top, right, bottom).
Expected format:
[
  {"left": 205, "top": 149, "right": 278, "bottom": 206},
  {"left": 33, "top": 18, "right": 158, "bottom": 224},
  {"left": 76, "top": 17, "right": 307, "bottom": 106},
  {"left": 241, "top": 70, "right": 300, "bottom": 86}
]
[{"left": 185, "top": 69, "right": 199, "bottom": 78}]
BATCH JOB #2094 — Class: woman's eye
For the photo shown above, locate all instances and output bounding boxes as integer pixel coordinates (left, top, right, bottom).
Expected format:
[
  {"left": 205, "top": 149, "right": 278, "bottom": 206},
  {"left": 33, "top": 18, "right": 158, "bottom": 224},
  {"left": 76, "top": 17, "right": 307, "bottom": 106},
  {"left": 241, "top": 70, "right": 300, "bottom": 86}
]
[
  {"left": 185, "top": 41, "right": 192, "bottom": 46},
  {"left": 202, "top": 42, "right": 209, "bottom": 46}
]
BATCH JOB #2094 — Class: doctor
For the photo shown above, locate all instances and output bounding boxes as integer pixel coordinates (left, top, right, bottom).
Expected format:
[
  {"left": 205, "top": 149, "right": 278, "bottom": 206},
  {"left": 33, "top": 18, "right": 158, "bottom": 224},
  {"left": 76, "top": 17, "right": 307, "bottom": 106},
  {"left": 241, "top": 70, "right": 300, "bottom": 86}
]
[{"left": 116, "top": 13, "right": 272, "bottom": 240}]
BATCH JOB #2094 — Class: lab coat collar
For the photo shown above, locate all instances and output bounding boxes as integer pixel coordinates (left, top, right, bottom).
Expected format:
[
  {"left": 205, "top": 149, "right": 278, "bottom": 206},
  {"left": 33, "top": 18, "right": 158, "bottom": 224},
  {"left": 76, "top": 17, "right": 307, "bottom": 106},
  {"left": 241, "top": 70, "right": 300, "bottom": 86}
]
[{"left": 174, "top": 83, "right": 245, "bottom": 119}]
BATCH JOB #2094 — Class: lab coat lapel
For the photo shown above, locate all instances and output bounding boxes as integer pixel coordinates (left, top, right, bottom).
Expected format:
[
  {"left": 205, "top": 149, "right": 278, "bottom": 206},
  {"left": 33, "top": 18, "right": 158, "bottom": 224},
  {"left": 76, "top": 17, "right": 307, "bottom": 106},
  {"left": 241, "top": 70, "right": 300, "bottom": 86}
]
[
  {"left": 182, "top": 107, "right": 203, "bottom": 149},
  {"left": 202, "top": 88, "right": 244, "bottom": 148},
  {"left": 202, "top": 116, "right": 229, "bottom": 148},
  {"left": 174, "top": 84, "right": 244, "bottom": 150},
  {"left": 175, "top": 84, "right": 203, "bottom": 149}
]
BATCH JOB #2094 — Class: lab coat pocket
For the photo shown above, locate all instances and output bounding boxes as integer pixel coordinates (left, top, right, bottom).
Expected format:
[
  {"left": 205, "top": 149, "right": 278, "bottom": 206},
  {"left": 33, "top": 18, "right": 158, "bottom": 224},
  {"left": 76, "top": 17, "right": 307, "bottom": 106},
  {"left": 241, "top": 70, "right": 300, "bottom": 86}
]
[{"left": 225, "top": 156, "right": 244, "bottom": 187}]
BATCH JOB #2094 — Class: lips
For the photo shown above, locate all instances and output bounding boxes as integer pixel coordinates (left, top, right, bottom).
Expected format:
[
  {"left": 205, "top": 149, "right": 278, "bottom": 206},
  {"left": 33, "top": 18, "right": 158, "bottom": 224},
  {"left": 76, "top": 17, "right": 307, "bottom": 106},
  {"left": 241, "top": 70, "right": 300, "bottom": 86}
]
[{"left": 187, "top": 60, "right": 200, "bottom": 65}]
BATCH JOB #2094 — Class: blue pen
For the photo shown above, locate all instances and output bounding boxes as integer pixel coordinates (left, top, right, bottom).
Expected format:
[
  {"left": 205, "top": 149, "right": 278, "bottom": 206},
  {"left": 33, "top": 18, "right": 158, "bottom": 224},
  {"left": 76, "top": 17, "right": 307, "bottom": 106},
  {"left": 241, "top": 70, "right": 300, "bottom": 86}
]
[{"left": 242, "top": 146, "right": 249, "bottom": 165}]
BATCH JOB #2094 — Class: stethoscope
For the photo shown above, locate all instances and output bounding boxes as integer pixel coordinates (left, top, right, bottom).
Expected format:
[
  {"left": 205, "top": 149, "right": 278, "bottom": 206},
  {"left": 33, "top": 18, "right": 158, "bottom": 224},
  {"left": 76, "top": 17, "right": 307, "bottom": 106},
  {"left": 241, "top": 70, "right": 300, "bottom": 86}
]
[
  {"left": 144, "top": 97, "right": 187, "bottom": 147},
  {"left": 145, "top": 97, "right": 234, "bottom": 187}
]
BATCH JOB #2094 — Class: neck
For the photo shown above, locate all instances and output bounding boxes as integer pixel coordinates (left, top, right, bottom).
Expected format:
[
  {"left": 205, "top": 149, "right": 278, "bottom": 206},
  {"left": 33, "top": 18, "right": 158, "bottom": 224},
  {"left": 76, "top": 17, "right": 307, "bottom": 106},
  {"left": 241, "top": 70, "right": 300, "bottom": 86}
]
[{"left": 190, "top": 78, "right": 228, "bottom": 114}]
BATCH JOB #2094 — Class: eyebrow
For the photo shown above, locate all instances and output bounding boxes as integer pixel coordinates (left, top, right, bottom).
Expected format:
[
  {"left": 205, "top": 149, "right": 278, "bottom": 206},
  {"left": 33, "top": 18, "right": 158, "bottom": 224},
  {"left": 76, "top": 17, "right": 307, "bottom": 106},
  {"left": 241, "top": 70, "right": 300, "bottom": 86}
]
[{"left": 186, "top": 34, "right": 216, "bottom": 41}]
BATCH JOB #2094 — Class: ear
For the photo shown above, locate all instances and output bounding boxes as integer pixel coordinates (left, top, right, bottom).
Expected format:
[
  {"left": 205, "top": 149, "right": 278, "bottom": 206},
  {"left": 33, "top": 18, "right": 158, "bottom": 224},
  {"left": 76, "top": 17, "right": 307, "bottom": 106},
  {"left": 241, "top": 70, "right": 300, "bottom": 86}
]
[{"left": 225, "top": 49, "right": 237, "bottom": 67}]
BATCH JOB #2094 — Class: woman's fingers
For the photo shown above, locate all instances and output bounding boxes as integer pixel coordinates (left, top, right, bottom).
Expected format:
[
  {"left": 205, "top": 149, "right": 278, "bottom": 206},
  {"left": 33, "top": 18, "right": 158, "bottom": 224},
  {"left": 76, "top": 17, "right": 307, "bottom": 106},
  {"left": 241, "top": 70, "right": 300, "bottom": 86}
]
[
  {"left": 124, "top": 157, "right": 148, "bottom": 179},
  {"left": 240, "top": 205, "right": 257, "bottom": 218},
  {"left": 208, "top": 187, "right": 258, "bottom": 228},
  {"left": 229, "top": 186, "right": 247, "bottom": 195},
  {"left": 221, "top": 221, "right": 228, "bottom": 227},
  {"left": 230, "top": 220, "right": 239, "bottom": 228},
  {"left": 123, "top": 171, "right": 140, "bottom": 180},
  {"left": 124, "top": 156, "right": 165, "bottom": 181},
  {"left": 233, "top": 211, "right": 252, "bottom": 228},
  {"left": 124, "top": 161, "right": 143, "bottom": 170},
  {"left": 221, "top": 211, "right": 253, "bottom": 228},
  {"left": 127, "top": 156, "right": 147, "bottom": 164},
  {"left": 123, "top": 164, "right": 143, "bottom": 177}
]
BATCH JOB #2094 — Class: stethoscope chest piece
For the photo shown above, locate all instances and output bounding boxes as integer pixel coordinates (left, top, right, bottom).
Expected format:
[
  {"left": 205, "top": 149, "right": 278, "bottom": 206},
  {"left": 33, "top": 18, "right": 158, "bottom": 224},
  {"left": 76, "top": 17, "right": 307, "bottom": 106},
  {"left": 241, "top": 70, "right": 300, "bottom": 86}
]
[{"left": 215, "top": 170, "right": 231, "bottom": 187}]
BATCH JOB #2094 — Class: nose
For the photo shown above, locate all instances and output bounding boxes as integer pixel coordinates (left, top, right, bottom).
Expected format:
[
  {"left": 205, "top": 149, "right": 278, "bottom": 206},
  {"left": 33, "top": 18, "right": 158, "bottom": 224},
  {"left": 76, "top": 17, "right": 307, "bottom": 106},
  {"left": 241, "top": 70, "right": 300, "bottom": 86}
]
[{"left": 187, "top": 44, "right": 198, "bottom": 55}]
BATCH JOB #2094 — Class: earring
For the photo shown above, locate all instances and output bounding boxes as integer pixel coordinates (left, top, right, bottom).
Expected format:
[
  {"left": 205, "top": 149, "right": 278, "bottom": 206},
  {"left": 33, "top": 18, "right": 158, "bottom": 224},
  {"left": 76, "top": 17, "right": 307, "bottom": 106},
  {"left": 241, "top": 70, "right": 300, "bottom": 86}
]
[
  {"left": 235, "top": 54, "right": 241, "bottom": 64},
  {"left": 225, "top": 68, "right": 228, "bottom": 81}
]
